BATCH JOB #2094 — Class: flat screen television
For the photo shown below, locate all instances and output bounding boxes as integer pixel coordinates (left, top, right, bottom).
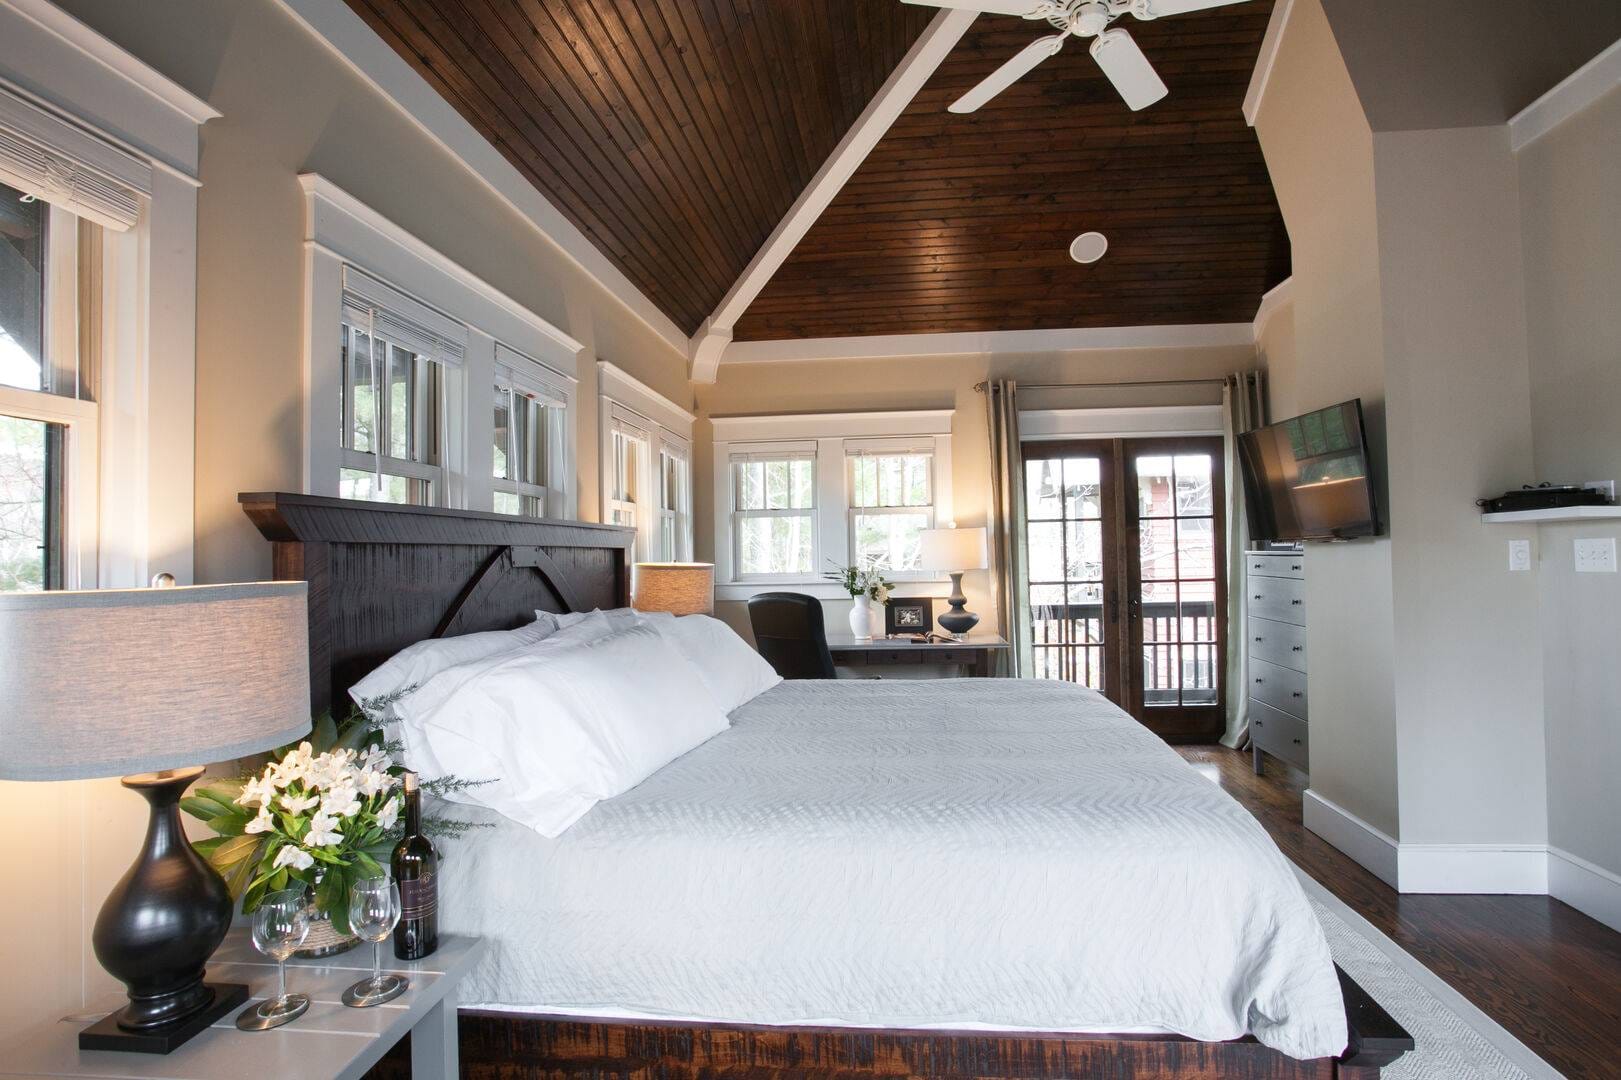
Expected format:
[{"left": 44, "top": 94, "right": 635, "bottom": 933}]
[{"left": 1239, "top": 399, "right": 1381, "bottom": 541}]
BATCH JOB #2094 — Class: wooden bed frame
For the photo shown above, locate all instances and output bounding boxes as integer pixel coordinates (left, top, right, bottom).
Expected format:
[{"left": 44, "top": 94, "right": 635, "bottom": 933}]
[{"left": 241, "top": 492, "right": 1412, "bottom": 1079}]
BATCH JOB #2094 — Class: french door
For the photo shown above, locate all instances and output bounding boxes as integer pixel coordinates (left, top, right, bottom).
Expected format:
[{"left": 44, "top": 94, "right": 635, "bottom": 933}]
[{"left": 1023, "top": 437, "right": 1226, "bottom": 742}]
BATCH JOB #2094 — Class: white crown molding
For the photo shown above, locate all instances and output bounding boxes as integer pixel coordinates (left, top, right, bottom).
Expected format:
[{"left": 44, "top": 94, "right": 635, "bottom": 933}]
[
  {"left": 723, "top": 323, "right": 1253, "bottom": 365},
  {"left": 1252, "top": 277, "right": 1294, "bottom": 338},
  {"left": 300, "top": 174, "right": 586, "bottom": 364},
  {"left": 274, "top": 0, "right": 686, "bottom": 357},
  {"left": 598, "top": 360, "right": 697, "bottom": 429},
  {"left": 688, "top": 7, "right": 977, "bottom": 382},
  {"left": 1509, "top": 37, "right": 1621, "bottom": 152},
  {"left": 1303, "top": 788, "right": 1400, "bottom": 888},
  {"left": 1549, "top": 846, "right": 1621, "bottom": 933},
  {"left": 1243, "top": 0, "right": 1296, "bottom": 127}
]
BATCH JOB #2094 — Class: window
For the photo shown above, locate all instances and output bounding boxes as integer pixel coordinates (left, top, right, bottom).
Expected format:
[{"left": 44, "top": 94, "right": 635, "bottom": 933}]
[
  {"left": 493, "top": 348, "right": 566, "bottom": 517},
  {"left": 607, "top": 419, "right": 648, "bottom": 532},
  {"left": 731, "top": 452, "right": 815, "bottom": 578},
  {"left": 847, "top": 445, "right": 934, "bottom": 574},
  {"left": 337, "top": 270, "right": 462, "bottom": 506},
  {"left": 1, "top": 185, "right": 97, "bottom": 591},
  {"left": 655, "top": 438, "right": 691, "bottom": 561}
]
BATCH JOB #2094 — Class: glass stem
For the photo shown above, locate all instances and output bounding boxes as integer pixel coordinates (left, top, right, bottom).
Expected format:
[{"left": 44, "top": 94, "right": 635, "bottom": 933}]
[
  {"left": 373, "top": 940, "right": 383, "bottom": 988},
  {"left": 277, "top": 958, "right": 287, "bottom": 1005}
]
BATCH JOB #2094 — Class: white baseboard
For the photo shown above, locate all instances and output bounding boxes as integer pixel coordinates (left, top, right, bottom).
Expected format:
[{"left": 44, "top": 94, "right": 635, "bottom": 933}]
[
  {"left": 1303, "top": 789, "right": 1399, "bottom": 888},
  {"left": 1548, "top": 846, "right": 1621, "bottom": 933},
  {"left": 1397, "top": 844, "right": 1549, "bottom": 895}
]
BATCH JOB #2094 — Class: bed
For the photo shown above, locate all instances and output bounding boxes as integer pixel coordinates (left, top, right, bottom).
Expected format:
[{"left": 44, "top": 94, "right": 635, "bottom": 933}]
[{"left": 242, "top": 492, "right": 1411, "bottom": 1080}]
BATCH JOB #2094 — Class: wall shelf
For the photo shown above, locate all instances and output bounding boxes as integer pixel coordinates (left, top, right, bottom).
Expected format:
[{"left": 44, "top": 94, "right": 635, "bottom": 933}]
[{"left": 1481, "top": 505, "right": 1621, "bottom": 524}]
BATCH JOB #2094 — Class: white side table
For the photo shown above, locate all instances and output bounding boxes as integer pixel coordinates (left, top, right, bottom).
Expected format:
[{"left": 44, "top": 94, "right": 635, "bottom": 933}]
[{"left": 1, "top": 931, "right": 485, "bottom": 1080}]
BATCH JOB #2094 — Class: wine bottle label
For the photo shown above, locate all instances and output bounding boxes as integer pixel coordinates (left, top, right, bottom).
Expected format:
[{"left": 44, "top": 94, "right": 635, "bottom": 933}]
[{"left": 399, "top": 870, "right": 437, "bottom": 920}]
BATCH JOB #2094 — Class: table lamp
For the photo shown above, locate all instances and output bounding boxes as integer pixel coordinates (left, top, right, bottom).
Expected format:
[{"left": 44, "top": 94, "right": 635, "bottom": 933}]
[
  {"left": 632, "top": 562, "right": 715, "bottom": 616},
  {"left": 0, "top": 582, "right": 311, "bottom": 1053},
  {"left": 919, "top": 527, "right": 989, "bottom": 638}
]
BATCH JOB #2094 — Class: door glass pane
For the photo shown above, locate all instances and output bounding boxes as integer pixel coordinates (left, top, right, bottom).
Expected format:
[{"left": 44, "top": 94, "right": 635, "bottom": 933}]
[
  {"left": 1140, "top": 519, "right": 1178, "bottom": 579},
  {"left": 0, "top": 186, "right": 46, "bottom": 394},
  {"left": 1027, "top": 521, "right": 1064, "bottom": 582},
  {"left": 1025, "top": 458, "right": 1064, "bottom": 520},
  {"left": 1177, "top": 517, "right": 1215, "bottom": 579},
  {"left": 1175, "top": 454, "right": 1213, "bottom": 515},
  {"left": 1134, "top": 448, "right": 1219, "bottom": 711},
  {"left": 1025, "top": 451, "right": 1109, "bottom": 693},
  {"left": 1066, "top": 520, "right": 1102, "bottom": 581},
  {"left": 1063, "top": 457, "right": 1101, "bottom": 519},
  {"left": 0, "top": 414, "right": 57, "bottom": 590},
  {"left": 1137, "top": 455, "right": 1175, "bottom": 518}
]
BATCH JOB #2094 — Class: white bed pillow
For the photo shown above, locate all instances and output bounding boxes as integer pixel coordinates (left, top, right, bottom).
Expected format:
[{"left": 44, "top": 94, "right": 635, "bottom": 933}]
[
  {"left": 648, "top": 614, "right": 781, "bottom": 714},
  {"left": 394, "top": 623, "right": 729, "bottom": 837},
  {"left": 535, "top": 607, "right": 652, "bottom": 636},
  {"left": 348, "top": 617, "right": 557, "bottom": 715}
]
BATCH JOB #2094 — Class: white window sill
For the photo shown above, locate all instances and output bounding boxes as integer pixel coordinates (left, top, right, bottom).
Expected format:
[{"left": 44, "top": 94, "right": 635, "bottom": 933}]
[{"left": 717, "top": 579, "right": 951, "bottom": 604}]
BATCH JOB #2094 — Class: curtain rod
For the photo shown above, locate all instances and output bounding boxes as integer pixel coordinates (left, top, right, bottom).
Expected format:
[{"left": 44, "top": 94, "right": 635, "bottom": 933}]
[{"left": 972, "top": 376, "right": 1247, "bottom": 393}]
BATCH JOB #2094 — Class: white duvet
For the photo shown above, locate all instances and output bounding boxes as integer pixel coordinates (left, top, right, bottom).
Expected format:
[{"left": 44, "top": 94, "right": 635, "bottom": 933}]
[{"left": 429, "top": 678, "right": 1348, "bottom": 1060}]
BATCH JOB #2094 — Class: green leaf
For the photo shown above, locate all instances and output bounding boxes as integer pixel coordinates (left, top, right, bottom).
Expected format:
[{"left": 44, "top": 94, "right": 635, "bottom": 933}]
[
  {"left": 316, "top": 867, "right": 352, "bottom": 936},
  {"left": 200, "top": 833, "right": 264, "bottom": 900},
  {"left": 179, "top": 796, "right": 234, "bottom": 823},
  {"left": 309, "top": 711, "right": 339, "bottom": 754},
  {"left": 354, "top": 852, "right": 384, "bottom": 878}
]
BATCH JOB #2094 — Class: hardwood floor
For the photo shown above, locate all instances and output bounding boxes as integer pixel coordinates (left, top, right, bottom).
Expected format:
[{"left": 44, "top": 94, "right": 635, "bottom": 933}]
[{"left": 1178, "top": 745, "right": 1621, "bottom": 1080}]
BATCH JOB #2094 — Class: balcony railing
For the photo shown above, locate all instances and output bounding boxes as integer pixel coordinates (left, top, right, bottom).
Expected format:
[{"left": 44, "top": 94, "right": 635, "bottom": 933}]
[{"left": 1030, "top": 599, "right": 1218, "bottom": 704}]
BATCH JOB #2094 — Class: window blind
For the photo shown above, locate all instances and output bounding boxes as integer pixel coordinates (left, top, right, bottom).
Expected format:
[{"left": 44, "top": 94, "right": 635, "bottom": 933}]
[
  {"left": 341, "top": 266, "right": 468, "bottom": 366},
  {"left": 0, "top": 87, "right": 148, "bottom": 232}
]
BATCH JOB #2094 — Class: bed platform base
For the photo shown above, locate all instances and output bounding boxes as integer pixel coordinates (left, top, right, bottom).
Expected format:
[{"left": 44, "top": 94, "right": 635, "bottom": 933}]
[{"left": 370, "top": 967, "right": 1408, "bottom": 1079}]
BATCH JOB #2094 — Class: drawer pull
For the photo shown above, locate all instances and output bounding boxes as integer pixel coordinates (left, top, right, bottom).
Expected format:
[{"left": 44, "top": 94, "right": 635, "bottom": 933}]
[
  {"left": 1254, "top": 636, "right": 1263, "bottom": 643},
  {"left": 1291, "top": 645, "right": 1303, "bottom": 652},
  {"left": 1254, "top": 719, "right": 1264, "bottom": 727},
  {"left": 1291, "top": 563, "right": 1303, "bottom": 571},
  {"left": 1290, "top": 599, "right": 1303, "bottom": 606},
  {"left": 1292, "top": 737, "right": 1302, "bottom": 745},
  {"left": 1254, "top": 677, "right": 1264, "bottom": 684},
  {"left": 1291, "top": 691, "right": 1303, "bottom": 698},
  {"left": 1253, "top": 594, "right": 1263, "bottom": 600}
]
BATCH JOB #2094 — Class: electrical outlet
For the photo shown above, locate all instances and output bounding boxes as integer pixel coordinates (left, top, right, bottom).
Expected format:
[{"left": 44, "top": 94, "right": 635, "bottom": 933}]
[
  {"left": 1584, "top": 480, "right": 1616, "bottom": 503},
  {"left": 1508, "top": 539, "right": 1531, "bottom": 572},
  {"left": 1574, "top": 537, "right": 1617, "bottom": 574}
]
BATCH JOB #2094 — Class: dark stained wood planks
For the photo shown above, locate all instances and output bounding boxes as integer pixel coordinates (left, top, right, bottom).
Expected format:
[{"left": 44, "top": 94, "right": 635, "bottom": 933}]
[
  {"left": 735, "top": 1, "right": 1288, "bottom": 340},
  {"left": 341, "top": 0, "right": 932, "bottom": 335}
]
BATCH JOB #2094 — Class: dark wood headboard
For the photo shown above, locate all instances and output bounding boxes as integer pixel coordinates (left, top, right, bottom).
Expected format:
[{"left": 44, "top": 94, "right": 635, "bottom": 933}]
[{"left": 241, "top": 493, "right": 634, "bottom": 715}]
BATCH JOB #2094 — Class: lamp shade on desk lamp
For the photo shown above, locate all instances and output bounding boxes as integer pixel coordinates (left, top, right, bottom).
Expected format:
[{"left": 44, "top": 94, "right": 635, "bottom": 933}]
[
  {"left": 919, "top": 527, "right": 989, "bottom": 637},
  {"left": 0, "top": 582, "right": 311, "bottom": 1052}
]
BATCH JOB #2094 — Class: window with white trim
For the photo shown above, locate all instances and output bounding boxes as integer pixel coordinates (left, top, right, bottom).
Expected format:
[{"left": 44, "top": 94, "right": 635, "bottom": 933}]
[
  {"left": 493, "top": 345, "right": 567, "bottom": 518},
  {"left": 847, "top": 441, "right": 935, "bottom": 575},
  {"left": 1, "top": 184, "right": 100, "bottom": 591},
  {"left": 655, "top": 435, "right": 691, "bottom": 562},
  {"left": 606, "top": 412, "right": 649, "bottom": 536},
  {"left": 731, "top": 450, "right": 816, "bottom": 579},
  {"left": 338, "top": 270, "right": 463, "bottom": 505}
]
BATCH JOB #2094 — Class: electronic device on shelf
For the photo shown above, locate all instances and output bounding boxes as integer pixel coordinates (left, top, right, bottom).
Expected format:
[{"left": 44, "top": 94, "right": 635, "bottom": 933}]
[
  {"left": 1238, "top": 399, "right": 1381, "bottom": 542},
  {"left": 1476, "top": 483, "right": 1611, "bottom": 514}
]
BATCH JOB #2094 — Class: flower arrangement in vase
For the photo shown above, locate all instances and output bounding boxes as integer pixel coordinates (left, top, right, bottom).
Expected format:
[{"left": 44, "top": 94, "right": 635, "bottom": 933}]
[
  {"left": 824, "top": 559, "right": 893, "bottom": 640},
  {"left": 182, "top": 700, "right": 485, "bottom": 956}
]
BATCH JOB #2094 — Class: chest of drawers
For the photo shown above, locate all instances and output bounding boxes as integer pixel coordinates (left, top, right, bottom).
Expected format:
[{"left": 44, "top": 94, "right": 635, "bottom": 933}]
[{"left": 1246, "top": 550, "right": 1307, "bottom": 774}]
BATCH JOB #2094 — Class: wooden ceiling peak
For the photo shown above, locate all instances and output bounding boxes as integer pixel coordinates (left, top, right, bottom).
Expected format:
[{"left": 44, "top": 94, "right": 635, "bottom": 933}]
[{"left": 343, "top": 0, "right": 935, "bottom": 336}]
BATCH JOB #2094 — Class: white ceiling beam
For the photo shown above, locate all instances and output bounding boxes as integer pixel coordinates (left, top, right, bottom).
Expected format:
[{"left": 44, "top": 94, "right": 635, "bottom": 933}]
[
  {"left": 687, "top": 7, "right": 977, "bottom": 383},
  {"left": 723, "top": 323, "right": 1256, "bottom": 364}
]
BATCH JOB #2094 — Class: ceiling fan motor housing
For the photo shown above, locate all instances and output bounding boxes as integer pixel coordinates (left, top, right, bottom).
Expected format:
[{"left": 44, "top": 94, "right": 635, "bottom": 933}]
[{"left": 1070, "top": 2, "right": 1114, "bottom": 36}]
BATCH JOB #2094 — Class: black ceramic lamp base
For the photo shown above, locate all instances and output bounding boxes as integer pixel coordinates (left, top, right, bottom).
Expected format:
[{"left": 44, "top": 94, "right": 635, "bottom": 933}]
[
  {"left": 82, "top": 767, "right": 237, "bottom": 1054},
  {"left": 936, "top": 570, "right": 980, "bottom": 638}
]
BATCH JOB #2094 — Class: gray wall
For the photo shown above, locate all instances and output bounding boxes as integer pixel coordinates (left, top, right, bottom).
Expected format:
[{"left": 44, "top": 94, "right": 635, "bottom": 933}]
[{"left": 1520, "top": 86, "right": 1621, "bottom": 879}]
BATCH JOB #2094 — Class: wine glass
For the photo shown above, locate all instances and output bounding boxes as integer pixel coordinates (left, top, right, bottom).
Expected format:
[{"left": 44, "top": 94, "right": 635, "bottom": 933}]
[
  {"left": 341, "top": 877, "right": 408, "bottom": 1007},
  {"left": 236, "top": 888, "right": 311, "bottom": 1030}
]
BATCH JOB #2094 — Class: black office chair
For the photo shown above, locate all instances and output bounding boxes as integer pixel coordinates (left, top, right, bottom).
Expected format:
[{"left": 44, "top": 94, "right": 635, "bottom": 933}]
[{"left": 747, "top": 592, "right": 837, "bottom": 680}]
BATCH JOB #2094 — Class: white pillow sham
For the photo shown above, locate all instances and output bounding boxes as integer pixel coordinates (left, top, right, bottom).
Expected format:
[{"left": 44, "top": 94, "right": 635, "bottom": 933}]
[
  {"left": 394, "top": 623, "right": 729, "bottom": 837},
  {"left": 648, "top": 614, "right": 781, "bottom": 714},
  {"left": 348, "top": 617, "right": 557, "bottom": 715},
  {"left": 535, "top": 606, "right": 653, "bottom": 636}
]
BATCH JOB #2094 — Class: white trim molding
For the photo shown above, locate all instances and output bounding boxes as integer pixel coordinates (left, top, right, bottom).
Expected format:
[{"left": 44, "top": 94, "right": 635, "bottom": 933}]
[
  {"left": 1509, "top": 37, "right": 1621, "bottom": 152},
  {"left": 274, "top": 0, "right": 687, "bottom": 355},
  {"left": 1243, "top": 0, "right": 1295, "bottom": 127},
  {"left": 1548, "top": 846, "right": 1621, "bottom": 933},
  {"left": 1303, "top": 789, "right": 1400, "bottom": 889},
  {"left": 710, "top": 409, "right": 954, "bottom": 444},
  {"left": 1252, "top": 277, "right": 1293, "bottom": 339},
  {"left": 598, "top": 361, "right": 696, "bottom": 433},
  {"left": 724, "top": 323, "right": 1253, "bottom": 365},
  {"left": 1396, "top": 844, "right": 1550, "bottom": 896},
  {"left": 1022, "top": 404, "right": 1225, "bottom": 441},
  {"left": 688, "top": 7, "right": 976, "bottom": 382}
]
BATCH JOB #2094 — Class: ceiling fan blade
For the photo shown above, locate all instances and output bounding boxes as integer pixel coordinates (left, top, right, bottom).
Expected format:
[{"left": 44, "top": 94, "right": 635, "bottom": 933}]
[
  {"left": 901, "top": 0, "right": 1052, "bottom": 16},
  {"left": 1132, "top": 0, "right": 1250, "bottom": 16},
  {"left": 1089, "top": 28, "right": 1168, "bottom": 111},
  {"left": 948, "top": 33, "right": 1065, "bottom": 113}
]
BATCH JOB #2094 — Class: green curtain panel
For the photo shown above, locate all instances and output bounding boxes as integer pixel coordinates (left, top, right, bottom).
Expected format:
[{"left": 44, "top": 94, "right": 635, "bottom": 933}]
[
  {"left": 984, "top": 380, "right": 1032, "bottom": 678},
  {"left": 1221, "top": 370, "right": 1267, "bottom": 748}
]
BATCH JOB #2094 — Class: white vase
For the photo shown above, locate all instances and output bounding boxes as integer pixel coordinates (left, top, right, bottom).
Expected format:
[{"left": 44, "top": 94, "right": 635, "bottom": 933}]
[{"left": 849, "top": 594, "right": 873, "bottom": 640}]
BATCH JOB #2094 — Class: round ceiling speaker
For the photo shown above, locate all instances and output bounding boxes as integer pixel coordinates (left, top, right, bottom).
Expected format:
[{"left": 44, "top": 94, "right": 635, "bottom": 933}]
[{"left": 1069, "top": 231, "right": 1108, "bottom": 264}]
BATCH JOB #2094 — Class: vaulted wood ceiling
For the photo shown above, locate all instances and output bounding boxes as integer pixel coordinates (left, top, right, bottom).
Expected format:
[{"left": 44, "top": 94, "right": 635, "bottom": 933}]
[
  {"left": 345, "top": 0, "right": 1287, "bottom": 342},
  {"left": 342, "top": 0, "right": 933, "bottom": 335}
]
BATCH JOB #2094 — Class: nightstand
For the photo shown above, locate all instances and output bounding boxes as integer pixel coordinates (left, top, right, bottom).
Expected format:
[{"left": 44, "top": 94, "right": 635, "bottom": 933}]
[{"left": 0, "top": 931, "right": 485, "bottom": 1080}]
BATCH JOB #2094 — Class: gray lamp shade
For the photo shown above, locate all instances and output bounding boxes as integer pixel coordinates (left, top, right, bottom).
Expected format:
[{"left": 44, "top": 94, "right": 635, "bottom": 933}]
[{"left": 0, "top": 582, "right": 312, "bottom": 781}]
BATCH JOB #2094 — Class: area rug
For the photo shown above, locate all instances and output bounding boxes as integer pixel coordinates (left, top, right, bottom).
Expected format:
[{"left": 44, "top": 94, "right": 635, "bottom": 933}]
[{"left": 1298, "top": 869, "right": 1563, "bottom": 1079}]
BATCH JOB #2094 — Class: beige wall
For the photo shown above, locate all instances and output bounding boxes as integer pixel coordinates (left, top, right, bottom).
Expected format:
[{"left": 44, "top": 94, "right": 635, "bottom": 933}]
[
  {"left": 1253, "top": 0, "right": 1400, "bottom": 839},
  {"left": 695, "top": 345, "right": 1252, "bottom": 640},
  {"left": 1519, "top": 86, "right": 1621, "bottom": 880},
  {"left": 51, "top": 0, "right": 691, "bottom": 586}
]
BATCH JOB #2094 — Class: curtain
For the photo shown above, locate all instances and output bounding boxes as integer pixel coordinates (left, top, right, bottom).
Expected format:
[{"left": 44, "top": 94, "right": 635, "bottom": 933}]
[
  {"left": 985, "top": 379, "right": 1032, "bottom": 677},
  {"left": 1221, "top": 371, "right": 1268, "bottom": 748}
]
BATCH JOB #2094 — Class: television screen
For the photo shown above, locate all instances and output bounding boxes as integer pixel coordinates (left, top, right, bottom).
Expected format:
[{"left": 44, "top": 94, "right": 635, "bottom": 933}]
[{"left": 1239, "top": 399, "right": 1381, "bottom": 541}]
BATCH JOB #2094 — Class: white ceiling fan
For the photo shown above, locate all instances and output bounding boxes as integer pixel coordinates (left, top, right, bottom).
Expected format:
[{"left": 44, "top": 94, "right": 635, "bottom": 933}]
[{"left": 902, "top": 0, "right": 1251, "bottom": 113}]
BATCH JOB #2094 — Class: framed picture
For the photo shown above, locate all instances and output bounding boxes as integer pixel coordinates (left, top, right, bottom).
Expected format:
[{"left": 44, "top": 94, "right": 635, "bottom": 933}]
[{"left": 885, "top": 597, "right": 934, "bottom": 636}]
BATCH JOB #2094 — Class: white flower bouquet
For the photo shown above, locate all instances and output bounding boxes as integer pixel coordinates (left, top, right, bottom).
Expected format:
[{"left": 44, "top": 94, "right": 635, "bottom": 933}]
[
  {"left": 183, "top": 711, "right": 402, "bottom": 935},
  {"left": 823, "top": 559, "right": 894, "bottom": 603}
]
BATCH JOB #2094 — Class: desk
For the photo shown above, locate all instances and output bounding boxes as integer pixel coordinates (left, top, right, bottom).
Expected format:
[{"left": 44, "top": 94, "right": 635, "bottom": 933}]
[
  {"left": 1, "top": 932, "right": 484, "bottom": 1080},
  {"left": 825, "top": 632, "right": 1009, "bottom": 677}
]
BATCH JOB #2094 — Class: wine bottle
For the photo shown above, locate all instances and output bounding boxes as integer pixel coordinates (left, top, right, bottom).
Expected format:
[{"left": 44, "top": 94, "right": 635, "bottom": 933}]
[{"left": 391, "top": 771, "right": 439, "bottom": 960}]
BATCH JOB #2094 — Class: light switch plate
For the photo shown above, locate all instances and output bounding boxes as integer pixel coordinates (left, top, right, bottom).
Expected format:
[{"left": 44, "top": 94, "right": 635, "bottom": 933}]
[
  {"left": 1574, "top": 537, "right": 1617, "bottom": 573},
  {"left": 1508, "top": 539, "right": 1531, "bottom": 572}
]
